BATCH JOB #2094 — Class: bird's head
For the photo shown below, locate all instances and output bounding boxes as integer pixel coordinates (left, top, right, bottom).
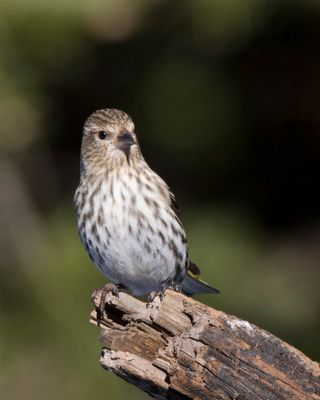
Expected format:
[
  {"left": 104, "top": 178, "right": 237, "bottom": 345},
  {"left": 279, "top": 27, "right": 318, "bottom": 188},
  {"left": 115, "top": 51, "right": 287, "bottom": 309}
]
[{"left": 80, "top": 108, "right": 141, "bottom": 175}]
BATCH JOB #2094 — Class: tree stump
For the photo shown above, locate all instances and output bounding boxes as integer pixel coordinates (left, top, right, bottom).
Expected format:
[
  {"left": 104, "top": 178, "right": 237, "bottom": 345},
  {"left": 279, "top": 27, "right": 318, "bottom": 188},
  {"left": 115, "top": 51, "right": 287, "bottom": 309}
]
[{"left": 90, "top": 289, "right": 319, "bottom": 400}]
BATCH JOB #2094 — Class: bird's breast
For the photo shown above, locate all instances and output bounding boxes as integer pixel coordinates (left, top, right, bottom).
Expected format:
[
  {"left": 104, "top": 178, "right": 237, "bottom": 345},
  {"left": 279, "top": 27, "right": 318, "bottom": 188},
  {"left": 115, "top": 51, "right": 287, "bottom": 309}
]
[{"left": 76, "top": 169, "right": 188, "bottom": 294}]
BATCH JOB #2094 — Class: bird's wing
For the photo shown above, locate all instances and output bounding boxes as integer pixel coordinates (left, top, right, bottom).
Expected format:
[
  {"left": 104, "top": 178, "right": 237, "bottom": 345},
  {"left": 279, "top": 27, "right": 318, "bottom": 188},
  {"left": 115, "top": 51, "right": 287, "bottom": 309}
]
[
  {"left": 169, "top": 191, "right": 181, "bottom": 217},
  {"left": 188, "top": 260, "right": 201, "bottom": 276},
  {"left": 167, "top": 190, "right": 220, "bottom": 296},
  {"left": 168, "top": 191, "right": 186, "bottom": 230}
]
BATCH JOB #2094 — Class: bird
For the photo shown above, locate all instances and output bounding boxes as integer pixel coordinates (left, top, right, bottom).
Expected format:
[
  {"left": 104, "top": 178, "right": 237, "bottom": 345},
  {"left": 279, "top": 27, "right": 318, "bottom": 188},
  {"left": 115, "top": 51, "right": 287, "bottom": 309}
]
[{"left": 74, "top": 108, "right": 219, "bottom": 306}]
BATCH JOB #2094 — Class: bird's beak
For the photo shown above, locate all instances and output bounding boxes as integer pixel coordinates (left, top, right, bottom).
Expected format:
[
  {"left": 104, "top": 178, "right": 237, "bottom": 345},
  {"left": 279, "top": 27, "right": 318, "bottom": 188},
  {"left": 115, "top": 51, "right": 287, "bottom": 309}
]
[
  {"left": 117, "top": 131, "right": 135, "bottom": 163},
  {"left": 117, "top": 131, "right": 135, "bottom": 150}
]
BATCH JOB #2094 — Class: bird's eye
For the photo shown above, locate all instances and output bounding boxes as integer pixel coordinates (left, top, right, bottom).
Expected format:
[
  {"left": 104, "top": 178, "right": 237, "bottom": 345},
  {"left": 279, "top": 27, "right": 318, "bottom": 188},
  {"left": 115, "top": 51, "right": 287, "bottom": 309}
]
[{"left": 98, "top": 131, "right": 109, "bottom": 140}]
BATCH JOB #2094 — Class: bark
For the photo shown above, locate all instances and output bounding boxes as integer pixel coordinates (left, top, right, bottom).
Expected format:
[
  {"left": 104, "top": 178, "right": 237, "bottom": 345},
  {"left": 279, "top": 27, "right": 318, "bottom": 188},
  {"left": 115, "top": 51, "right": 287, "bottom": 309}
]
[{"left": 90, "top": 289, "right": 320, "bottom": 400}]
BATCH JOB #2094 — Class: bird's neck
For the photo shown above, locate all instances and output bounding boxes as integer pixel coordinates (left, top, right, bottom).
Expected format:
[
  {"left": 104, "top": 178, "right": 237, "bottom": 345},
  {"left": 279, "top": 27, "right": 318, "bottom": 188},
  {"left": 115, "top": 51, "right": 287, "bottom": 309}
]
[{"left": 80, "top": 155, "right": 149, "bottom": 183}]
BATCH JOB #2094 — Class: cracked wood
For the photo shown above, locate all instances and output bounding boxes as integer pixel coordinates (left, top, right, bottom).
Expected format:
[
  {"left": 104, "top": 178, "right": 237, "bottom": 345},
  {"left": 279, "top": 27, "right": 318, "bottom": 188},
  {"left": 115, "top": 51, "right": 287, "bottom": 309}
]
[{"left": 90, "top": 289, "right": 320, "bottom": 400}]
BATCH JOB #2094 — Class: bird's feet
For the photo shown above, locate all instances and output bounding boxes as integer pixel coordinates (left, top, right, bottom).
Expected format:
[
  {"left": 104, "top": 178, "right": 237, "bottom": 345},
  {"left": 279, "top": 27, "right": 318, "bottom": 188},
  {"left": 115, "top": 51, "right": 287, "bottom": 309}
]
[
  {"left": 92, "top": 283, "right": 123, "bottom": 320},
  {"left": 147, "top": 282, "right": 182, "bottom": 306},
  {"left": 147, "top": 291, "right": 159, "bottom": 304}
]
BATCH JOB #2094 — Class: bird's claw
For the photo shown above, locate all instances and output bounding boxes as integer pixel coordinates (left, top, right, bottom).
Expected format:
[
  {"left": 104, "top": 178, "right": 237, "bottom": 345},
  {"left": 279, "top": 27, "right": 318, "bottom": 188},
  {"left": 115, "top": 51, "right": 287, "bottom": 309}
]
[
  {"left": 147, "top": 291, "right": 158, "bottom": 306},
  {"left": 161, "top": 282, "right": 181, "bottom": 298},
  {"left": 146, "top": 283, "right": 182, "bottom": 307}
]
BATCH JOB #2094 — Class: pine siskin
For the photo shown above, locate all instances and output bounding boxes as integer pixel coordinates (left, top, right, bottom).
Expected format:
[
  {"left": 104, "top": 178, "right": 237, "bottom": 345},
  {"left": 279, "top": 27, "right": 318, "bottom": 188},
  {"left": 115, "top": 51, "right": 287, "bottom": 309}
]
[{"left": 74, "top": 108, "right": 219, "bottom": 301}]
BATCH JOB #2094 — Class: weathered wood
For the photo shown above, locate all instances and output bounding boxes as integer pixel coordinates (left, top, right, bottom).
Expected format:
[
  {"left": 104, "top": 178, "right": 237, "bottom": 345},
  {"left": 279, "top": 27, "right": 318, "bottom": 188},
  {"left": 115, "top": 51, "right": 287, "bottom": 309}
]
[{"left": 90, "top": 289, "right": 320, "bottom": 400}]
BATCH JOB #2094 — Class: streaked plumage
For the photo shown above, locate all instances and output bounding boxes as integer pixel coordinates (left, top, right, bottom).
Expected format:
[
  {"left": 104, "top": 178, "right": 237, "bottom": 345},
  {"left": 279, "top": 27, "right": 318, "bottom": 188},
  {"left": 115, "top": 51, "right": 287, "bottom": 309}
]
[{"left": 74, "top": 108, "right": 218, "bottom": 297}]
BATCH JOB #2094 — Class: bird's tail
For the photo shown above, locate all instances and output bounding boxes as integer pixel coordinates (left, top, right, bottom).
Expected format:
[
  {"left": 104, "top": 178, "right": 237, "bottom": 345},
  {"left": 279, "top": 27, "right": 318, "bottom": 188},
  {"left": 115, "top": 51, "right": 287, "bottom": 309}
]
[{"left": 181, "top": 270, "right": 220, "bottom": 296}]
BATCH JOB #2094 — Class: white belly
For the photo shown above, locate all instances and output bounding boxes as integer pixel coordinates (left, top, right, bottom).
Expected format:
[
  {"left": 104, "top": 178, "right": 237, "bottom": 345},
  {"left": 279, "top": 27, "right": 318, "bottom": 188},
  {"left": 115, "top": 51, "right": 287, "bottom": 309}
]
[{"left": 79, "top": 171, "right": 187, "bottom": 295}]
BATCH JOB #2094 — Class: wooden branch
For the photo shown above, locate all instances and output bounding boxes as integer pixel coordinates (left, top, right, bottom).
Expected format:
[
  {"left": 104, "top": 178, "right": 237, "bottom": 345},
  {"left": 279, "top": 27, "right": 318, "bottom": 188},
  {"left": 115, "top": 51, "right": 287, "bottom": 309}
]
[{"left": 90, "top": 289, "right": 319, "bottom": 400}]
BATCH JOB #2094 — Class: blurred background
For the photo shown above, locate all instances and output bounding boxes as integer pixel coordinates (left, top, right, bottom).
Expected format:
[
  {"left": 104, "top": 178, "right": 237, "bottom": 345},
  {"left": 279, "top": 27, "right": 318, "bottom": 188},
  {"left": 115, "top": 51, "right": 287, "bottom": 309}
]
[{"left": 1, "top": 0, "right": 319, "bottom": 398}]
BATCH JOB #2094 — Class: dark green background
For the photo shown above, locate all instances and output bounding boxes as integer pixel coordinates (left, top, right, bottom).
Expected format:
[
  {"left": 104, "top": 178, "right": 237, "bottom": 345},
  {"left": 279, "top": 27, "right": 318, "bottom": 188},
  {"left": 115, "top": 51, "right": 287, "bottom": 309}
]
[{"left": 1, "top": 1, "right": 319, "bottom": 399}]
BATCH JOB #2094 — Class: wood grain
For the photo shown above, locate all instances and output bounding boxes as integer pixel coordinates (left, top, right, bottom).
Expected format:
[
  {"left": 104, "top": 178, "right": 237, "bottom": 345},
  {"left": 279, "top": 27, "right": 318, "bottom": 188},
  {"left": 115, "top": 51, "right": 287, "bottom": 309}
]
[{"left": 90, "top": 289, "right": 320, "bottom": 400}]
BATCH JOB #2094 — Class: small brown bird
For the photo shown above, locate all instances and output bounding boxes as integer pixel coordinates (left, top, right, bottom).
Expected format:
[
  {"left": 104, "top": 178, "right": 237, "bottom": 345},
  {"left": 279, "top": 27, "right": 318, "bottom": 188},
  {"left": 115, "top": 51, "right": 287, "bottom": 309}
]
[{"left": 74, "top": 108, "right": 219, "bottom": 299}]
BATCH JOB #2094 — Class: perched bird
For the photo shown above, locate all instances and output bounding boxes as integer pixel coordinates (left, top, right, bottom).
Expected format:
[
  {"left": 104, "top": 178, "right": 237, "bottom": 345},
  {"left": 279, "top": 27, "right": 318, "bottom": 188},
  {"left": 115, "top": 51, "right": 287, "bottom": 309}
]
[{"left": 74, "top": 108, "right": 219, "bottom": 303}]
